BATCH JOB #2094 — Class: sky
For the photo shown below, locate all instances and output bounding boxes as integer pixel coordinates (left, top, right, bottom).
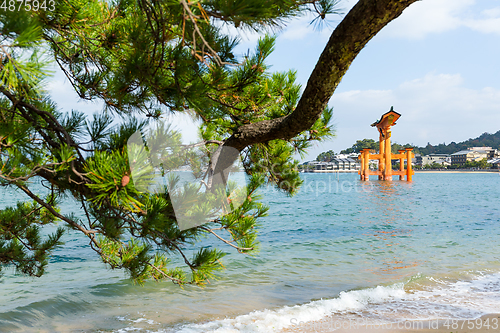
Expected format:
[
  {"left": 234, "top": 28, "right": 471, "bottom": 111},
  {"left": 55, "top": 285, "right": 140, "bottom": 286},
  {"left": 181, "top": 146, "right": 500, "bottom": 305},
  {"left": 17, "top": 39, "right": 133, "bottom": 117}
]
[{"left": 47, "top": 0, "right": 500, "bottom": 161}]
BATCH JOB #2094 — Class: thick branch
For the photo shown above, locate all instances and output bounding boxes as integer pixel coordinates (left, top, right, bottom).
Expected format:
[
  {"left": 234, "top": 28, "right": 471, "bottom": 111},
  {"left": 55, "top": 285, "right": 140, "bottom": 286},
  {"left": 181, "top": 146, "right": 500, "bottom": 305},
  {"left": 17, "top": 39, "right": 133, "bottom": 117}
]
[{"left": 225, "top": 0, "right": 418, "bottom": 152}]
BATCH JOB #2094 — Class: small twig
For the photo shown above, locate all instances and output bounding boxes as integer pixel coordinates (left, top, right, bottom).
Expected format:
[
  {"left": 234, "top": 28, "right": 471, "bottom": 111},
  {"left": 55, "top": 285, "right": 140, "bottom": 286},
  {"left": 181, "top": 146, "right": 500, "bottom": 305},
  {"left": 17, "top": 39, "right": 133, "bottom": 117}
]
[
  {"left": 199, "top": 226, "right": 253, "bottom": 252},
  {"left": 179, "top": 0, "right": 234, "bottom": 67},
  {"left": 181, "top": 140, "right": 223, "bottom": 149},
  {"left": 147, "top": 262, "right": 187, "bottom": 284}
]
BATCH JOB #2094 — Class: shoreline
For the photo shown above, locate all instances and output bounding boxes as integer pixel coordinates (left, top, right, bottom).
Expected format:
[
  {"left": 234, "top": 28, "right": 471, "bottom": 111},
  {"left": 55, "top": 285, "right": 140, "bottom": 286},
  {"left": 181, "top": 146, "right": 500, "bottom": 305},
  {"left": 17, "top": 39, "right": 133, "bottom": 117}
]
[
  {"left": 284, "top": 314, "right": 500, "bottom": 333},
  {"left": 302, "top": 170, "right": 359, "bottom": 173},
  {"left": 414, "top": 170, "right": 499, "bottom": 174},
  {"left": 300, "top": 170, "right": 499, "bottom": 174}
]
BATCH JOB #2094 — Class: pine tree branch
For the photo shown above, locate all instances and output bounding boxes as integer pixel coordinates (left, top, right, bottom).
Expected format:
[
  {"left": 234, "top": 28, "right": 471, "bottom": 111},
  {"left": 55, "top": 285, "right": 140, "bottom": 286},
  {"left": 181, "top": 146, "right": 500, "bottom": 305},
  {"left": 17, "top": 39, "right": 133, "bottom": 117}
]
[
  {"left": 17, "top": 184, "right": 100, "bottom": 238},
  {"left": 0, "top": 87, "right": 81, "bottom": 152},
  {"left": 0, "top": 162, "right": 63, "bottom": 182},
  {"left": 109, "top": 208, "right": 197, "bottom": 270}
]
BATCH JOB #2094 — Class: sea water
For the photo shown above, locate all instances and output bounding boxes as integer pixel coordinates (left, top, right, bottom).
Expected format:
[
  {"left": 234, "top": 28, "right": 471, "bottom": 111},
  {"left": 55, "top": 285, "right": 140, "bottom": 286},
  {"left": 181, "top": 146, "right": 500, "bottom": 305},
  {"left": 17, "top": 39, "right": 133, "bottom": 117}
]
[{"left": 0, "top": 173, "right": 499, "bottom": 332}]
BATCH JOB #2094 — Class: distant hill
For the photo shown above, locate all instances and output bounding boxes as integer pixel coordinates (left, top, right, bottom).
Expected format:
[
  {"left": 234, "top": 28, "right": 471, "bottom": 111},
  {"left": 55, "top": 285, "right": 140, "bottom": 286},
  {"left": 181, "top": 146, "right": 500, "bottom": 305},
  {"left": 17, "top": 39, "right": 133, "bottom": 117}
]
[
  {"left": 417, "top": 130, "right": 500, "bottom": 155},
  {"left": 335, "top": 130, "right": 500, "bottom": 158}
]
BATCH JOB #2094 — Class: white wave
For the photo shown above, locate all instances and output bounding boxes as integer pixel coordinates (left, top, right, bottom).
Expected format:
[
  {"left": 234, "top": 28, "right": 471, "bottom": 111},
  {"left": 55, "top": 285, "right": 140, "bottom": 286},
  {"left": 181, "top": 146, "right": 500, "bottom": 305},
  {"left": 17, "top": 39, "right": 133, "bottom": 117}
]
[
  {"left": 388, "top": 271, "right": 500, "bottom": 320},
  {"left": 174, "top": 284, "right": 406, "bottom": 333},
  {"left": 116, "top": 272, "right": 500, "bottom": 333},
  {"left": 174, "top": 272, "right": 500, "bottom": 333}
]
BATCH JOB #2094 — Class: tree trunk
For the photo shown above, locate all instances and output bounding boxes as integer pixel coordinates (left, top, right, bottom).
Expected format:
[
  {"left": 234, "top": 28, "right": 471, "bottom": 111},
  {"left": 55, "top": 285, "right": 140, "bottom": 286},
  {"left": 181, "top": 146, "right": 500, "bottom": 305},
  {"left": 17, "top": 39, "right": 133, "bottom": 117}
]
[{"left": 225, "top": 0, "right": 418, "bottom": 151}]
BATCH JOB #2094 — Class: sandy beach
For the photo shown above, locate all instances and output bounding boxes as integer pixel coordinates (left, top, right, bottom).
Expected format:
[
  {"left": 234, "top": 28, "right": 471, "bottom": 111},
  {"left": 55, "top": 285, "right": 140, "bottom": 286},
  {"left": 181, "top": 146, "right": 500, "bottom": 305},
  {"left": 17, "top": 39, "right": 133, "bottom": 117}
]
[{"left": 283, "top": 314, "right": 500, "bottom": 333}]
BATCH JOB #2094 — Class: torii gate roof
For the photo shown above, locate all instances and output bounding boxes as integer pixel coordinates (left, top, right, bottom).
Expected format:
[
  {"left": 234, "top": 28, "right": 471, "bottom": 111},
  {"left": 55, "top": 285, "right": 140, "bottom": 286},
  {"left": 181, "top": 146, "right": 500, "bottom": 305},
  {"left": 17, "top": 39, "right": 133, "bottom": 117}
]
[{"left": 370, "top": 106, "right": 401, "bottom": 129}]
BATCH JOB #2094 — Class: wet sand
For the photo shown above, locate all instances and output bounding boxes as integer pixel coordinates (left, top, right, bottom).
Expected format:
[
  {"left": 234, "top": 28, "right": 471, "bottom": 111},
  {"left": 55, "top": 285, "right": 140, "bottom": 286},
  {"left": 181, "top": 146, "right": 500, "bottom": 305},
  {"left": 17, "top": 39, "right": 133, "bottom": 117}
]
[{"left": 283, "top": 314, "right": 500, "bottom": 332}]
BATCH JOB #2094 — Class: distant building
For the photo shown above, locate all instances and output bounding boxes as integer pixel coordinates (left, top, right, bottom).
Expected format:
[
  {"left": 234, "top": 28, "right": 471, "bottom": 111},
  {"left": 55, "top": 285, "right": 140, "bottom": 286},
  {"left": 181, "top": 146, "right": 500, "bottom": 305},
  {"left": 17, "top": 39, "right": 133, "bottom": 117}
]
[
  {"left": 487, "top": 158, "right": 500, "bottom": 169},
  {"left": 302, "top": 161, "right": 320, "bottom": 166},
  {"left": 300, "top": 161, "right": 320, "bottom": 171},
  {"left": 468, "top": 147, "right": 499, "bottom": 159},
  {"left": 336, "top": 153, "right": 359, "bottom": 160},
  {"left": 422, "top": 154, "right": 446, "bottom": 165},
  {"left": 414, "top": 154, "right": 422, "bottom": 165},
  {"left": 420, "top": 154, "right": 451, "bottom": 166},
  {"left": 314, "top": 157, "right": 360, "bottom": 172},
  {"left": 450, "top": 147, "right": 499, "bottom": 165}
]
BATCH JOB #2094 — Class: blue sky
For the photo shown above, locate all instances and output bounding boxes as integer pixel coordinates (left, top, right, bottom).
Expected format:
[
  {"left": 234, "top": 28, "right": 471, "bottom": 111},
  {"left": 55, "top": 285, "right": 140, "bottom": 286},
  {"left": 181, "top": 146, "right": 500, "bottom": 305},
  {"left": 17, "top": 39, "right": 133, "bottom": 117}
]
[{"left": 47, "top": 0, "right": 500, "bottom": 161}]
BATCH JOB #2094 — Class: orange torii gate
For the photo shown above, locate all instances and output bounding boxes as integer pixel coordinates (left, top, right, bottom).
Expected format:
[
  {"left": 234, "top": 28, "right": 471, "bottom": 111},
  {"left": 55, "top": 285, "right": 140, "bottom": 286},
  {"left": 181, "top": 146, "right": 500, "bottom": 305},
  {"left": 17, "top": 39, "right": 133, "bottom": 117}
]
[{"left": 358, "top": 107, "right": 414, "bottom": 181}]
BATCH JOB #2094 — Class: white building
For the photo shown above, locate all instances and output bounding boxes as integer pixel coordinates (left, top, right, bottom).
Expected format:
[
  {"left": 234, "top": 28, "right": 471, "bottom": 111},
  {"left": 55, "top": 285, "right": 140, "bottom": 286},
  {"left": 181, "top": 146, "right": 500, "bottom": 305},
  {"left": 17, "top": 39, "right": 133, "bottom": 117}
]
[
  {"left": 451, "top": 147, "right": 499, "bottom": 165},
  {"left": 314, "top": 157, "right": 360, "bottom": 172},
  {"left": 420, "top": 154, "right": 451, "bottom": 166}
]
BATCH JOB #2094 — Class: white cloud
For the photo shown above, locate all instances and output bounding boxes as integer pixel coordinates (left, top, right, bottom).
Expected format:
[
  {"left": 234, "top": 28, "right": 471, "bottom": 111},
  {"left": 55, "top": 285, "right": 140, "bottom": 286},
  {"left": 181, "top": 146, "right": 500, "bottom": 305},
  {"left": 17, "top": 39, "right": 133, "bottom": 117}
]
[
  {"left": 326, "top": 73, "right": 500, "bottom": 156},
  {"left": 281, "top": 17, "right": 316, "bottom": 41},
  {"left": 481, "top": 7, "right": 500, "bottom": 18},
  {"left": 463, "top": 15, "right": 500, "bottom": 34},
  {"left": 381, "top": 0, "right": 472, "bottom": 39},
  {"left": 381, "top": 0, "right": 500, "bottom": 39}
]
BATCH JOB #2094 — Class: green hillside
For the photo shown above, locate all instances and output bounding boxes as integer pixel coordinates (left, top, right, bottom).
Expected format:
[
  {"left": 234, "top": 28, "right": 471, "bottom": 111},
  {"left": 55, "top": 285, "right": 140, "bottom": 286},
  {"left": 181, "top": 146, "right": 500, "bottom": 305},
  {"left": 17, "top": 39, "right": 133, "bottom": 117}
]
[
  {"left": 334, "top": 130, "right": 500, "bottom": 158},
  {"left": 417, "top": 130, "right": 500, "bottom": 155}
]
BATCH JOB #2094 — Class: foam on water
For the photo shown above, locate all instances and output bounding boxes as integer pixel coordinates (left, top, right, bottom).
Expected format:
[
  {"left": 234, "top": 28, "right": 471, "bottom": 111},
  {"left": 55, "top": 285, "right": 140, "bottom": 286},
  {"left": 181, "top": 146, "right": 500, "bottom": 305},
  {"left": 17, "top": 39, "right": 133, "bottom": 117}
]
[
  {"left": 166, "top": 285, "right": 402, "bottom": 333},
  {"left": 153, "top": 271, "right": 500, "bottom": 333},
  {"left": 391, "top": 271, "right": 500, "bottom": 319}
]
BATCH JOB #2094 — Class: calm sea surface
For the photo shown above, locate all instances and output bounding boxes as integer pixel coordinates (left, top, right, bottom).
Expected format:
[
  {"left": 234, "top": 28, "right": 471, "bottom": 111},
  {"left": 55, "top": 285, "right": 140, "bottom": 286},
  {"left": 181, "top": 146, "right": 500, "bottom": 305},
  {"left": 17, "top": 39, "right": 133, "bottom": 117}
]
[{"left": 1, "top": 173, "right": 500, "bottom": 332}]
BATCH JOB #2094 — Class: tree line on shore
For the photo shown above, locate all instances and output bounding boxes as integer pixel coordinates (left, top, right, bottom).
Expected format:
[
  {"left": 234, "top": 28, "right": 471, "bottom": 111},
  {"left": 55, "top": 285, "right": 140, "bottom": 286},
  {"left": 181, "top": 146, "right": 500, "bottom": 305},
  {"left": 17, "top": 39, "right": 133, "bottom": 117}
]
[{"left": 316, "top": 130, "right": 500, "bottom": 161}]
